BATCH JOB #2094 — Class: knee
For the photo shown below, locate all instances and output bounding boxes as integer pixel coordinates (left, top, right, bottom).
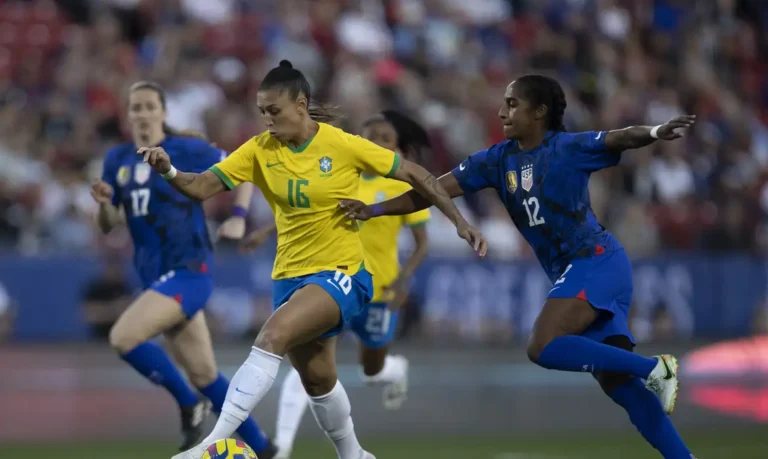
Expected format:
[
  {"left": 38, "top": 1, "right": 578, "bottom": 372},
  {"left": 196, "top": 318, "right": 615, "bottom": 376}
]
[
  {"left": 186, "top": 362, "right": 218, "bottom": 388},
  {"left": 526, "top": 333, "right": 553, "bottom": 364},
  {"left": 109, "top": 323, "right": 141, "bottom": 354},
  {"left": 299, "top": 365, "right": 338, "bottom": 397},
  {"left": 254, "top": 325, "right": 291, "bottom": 356}
]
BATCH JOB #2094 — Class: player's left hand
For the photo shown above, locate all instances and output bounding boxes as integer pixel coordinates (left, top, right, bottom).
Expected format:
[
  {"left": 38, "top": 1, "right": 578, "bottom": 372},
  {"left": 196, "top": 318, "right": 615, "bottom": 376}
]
[
  {"left": 656, "top": 115, "right": 696, "bottom": 140},
  {"left": 137, "top": 146, "right": 172, "bottom": 174},
  {"left": 383, "top": 281, "right": 409, "bottom": 312},
  {"left": 238, "top": 226, "right": 274, "bottom": 253},
  {"left": 339, "top": 199, "right": 371, "bottom": 221},
  {"left": 217, "top": 216, "right": 247, "bottom": 240},
  {"left": 456, "top": 220, "right": 487, "bottom": 258}
]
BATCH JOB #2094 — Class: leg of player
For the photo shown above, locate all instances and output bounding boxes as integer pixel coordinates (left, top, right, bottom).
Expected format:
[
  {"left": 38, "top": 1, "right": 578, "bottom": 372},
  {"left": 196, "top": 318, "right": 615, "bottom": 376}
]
[
  {"left": 274, "top": 367, "right": 309, "bottom": 458},
  {"left": 527, "top": 298, "right": 679, "bottom": 413},
  {"left": 351, "top": 303, "right": 408, "bottom": 409},
  {"left": 166, "top": 312, "right": 276, "bottom": 458},
  {"left": 290, "top": 335, "right": 372, "bottom": 459},
  {"left": 109, "top": 290, "right": 209, "bottom": 448},
  {"left": 594, "top": 336, "right": 694, "bottom": 458},
  {"left": 175, "top": 284, "right": 370, "bottom": 459}
]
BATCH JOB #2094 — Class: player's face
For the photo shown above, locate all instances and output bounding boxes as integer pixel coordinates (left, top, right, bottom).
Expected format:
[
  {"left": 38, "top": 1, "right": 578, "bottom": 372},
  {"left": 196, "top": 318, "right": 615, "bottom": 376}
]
[
  {"left": 362, "top": 121, "right": 400, "bottom": 154},
  {"left": 498, "top": 81, "right": 540, "bottom": 140},
  {"left": 256, "top": 89, "right": 306, "bottom": 142},
  {"left": 128, "top": 89, "right": 166, "bottom": 135}
]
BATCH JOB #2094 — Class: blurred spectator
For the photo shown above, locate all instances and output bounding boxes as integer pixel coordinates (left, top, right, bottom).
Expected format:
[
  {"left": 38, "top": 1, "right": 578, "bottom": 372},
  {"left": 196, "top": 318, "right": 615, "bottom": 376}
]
[
  {"left": 0, "top": 0, "right": 764, "bottom": 260},
  {"left": 0, "top": 281, "right": 15, "bottom": 342},
  {"left": 80, "top": 257, "right": 133, "bottom": 339}
]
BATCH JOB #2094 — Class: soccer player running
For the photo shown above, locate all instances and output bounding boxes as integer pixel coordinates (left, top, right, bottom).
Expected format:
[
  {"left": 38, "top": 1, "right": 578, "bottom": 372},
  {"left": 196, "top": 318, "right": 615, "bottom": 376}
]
[
  {"left": 239, "top": 110, "right": 432, "bottom": 458},
  {"left": 91, "top": 81, "right": 276, "bottom": 457},
  {"left": 340, "top": 75, "right": 697, "bottom": 459},
  {"left": 138, "top": 61, "right": 485, "bottom": 459}
]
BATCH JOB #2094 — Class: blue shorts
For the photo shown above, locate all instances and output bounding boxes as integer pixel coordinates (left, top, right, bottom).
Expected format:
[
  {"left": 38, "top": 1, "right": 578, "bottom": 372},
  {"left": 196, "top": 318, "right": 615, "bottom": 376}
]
[
  {"left": 349, "top": 302, "right": 400, "bottom": 349},
  {"left": 272, "top": 268, "right": 373, "bottom": 338},
  {"left": 150, "top": 269, "right": 214, "bottom": 319},
  {"left": 547, "top": 249, "right": 634, "bottom": 344}
]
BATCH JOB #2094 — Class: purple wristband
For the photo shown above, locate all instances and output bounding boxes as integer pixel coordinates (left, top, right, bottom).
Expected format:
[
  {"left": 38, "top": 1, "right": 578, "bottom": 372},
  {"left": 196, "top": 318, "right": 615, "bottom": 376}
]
[
  {"left": 369, "top": 203, "right": 384, "bottom": 217},
  {"left": 231, "top": 205, "right": 248, "bottom": 218}
]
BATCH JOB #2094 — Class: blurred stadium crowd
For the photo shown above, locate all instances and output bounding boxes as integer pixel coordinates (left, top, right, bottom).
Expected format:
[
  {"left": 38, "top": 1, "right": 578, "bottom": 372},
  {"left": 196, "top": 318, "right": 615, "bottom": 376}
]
[{"left": 0, "top": 0, "right": 767, "bottom": 260}]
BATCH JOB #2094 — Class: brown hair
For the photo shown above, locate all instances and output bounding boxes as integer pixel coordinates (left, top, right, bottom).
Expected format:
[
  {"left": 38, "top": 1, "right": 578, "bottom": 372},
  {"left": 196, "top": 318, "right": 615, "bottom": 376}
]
[{"left": 129, "top": 81, "right": 209, "bottom": 139}]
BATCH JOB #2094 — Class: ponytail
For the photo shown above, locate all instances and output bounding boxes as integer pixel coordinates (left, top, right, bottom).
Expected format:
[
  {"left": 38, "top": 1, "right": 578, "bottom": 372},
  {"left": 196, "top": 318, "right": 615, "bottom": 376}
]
[{"left": 308, "top": 103, "right": 345, "bottom": 125}]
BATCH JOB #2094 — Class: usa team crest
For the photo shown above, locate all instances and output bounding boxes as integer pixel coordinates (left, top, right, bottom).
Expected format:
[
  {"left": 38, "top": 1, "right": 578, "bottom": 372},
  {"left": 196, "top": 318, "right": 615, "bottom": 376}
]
[
  {"left": 506, "top": 171, "right": 518, "bottom": 193},
  {"left": 134, "top": 163, "right": 152, "bottom": 185},
  {"left": 521, "top": 164, "right": 533, "bottom": 192},
  {"left": 319, "top": 156, "right": 332, "bottom": 177}
]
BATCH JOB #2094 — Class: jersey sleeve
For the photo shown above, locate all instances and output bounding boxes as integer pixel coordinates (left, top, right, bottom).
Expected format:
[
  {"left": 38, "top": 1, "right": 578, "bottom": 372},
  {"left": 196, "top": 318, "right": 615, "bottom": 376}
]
[
  {"left": 100, "top": 149, "right": 120, "bottom": 207},
  {"left": 450, "top": 146, "right": 502, "bottom": 193},
  {"left": 564, "top": 131, "right": 621, "bottom": 172},
  {"left": 209, "top": 139, "right": 257, "bottom": 190},
  {"left": 346, "top": 133, "right": 401, "bottom": 178},
  {"left": 403, "top": 208, "right": 431, "bottom": 227}
]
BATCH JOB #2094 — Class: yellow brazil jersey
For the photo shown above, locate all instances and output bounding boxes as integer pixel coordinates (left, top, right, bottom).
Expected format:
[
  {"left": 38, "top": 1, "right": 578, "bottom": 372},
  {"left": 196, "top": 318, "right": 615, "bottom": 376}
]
[
  {"left": 209, "top": 123, "right": 400, "bottom": 280},
  {"left": 358, "top": 175, "right": 431, "bottom": 302}
]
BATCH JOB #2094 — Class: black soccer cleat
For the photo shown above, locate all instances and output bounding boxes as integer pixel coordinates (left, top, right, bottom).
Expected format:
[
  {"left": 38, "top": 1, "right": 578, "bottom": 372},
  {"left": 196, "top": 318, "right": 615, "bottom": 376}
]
[
  {"left": 256, "top": 439, "right": 280, "bottom": 459},
  {"left": 178, "top": 399, "right": 212, "bottom": 451}
]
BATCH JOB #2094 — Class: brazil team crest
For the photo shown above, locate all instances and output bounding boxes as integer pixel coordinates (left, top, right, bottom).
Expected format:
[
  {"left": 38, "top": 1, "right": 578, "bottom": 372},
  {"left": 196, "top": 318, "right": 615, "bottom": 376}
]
[
  {"left": 116, "top": 166, "right": 131, "bottom": 186},
  {"left": 319, "top": 156, "right": 332, "bottom": 177},
  {"left": 134, "top": 163, "right": 152, "bottom": 185},
  {"left": 521, "top": 164, "right": 533, "bottom": 192},
  {"left": 506, "top": 171, "right": 518, "bottom": 193}
]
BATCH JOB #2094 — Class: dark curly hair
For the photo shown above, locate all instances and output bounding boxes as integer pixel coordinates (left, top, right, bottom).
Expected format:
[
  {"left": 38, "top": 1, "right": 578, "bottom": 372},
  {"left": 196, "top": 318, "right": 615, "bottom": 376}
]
[
  {"left": 363, "top": 110, "right": 432, "bottom": 162},
  {"left": 515, "top": 75, "right": 567, "bottom": 132}
]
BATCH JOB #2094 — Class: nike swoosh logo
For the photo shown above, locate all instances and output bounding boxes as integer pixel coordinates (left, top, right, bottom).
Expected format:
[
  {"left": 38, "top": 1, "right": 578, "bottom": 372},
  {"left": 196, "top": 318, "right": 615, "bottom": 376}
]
[
  {"left": 326, "top": 279, "right": 341, "bottom": 291},
  {"left": 595, "top": 132, "right": 603, "bottom": 140},
  {"left": 459, "top": 163, "right": 466, "bottom": 171},
  {"left": 266, "top": 162, "right": 284, "bottom": 168},
  {"left": 235, "top": 387, "right": 255, "bottom": 396},
  {"left": 661, "top": 357, "right": 673, "bottom": 380}
]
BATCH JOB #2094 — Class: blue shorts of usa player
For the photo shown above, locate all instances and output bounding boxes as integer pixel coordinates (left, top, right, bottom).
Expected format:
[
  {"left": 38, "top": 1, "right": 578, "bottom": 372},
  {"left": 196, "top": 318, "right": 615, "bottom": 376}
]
[
  {"left": 272, "top": 265, "right": 374, "bottom": 337},
  {"left": 546, "top": 247, "right": 634, "bottom": 344},
  {"left": 150, "top": 266, "right": 215, "bottom": 319}
]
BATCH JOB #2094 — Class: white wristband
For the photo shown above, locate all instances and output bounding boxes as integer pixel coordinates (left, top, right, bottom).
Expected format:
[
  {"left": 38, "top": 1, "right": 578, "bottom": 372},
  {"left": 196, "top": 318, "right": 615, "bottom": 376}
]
[
  {"left": 162, "top": 165, "right": 177, "bottom": 180},
  {"left": 649, "top": 125, "right": 662, "bottom": 139}
]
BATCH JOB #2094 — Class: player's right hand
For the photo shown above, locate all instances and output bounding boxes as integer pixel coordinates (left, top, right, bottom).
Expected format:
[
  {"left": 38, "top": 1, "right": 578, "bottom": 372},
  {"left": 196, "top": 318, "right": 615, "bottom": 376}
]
[
  {"left": 339, "top": 199, "right": 371, "bottom": 221},
  {"left": 90, "top": 179, "right": 114, "bottom": 204},
  {"left": 238, "top": 226, "right": 274, "bottom": 253},
  {"left": 137, "top": 146, "right": 172, "bottom": 174},
  {"left": 456, "top": 220, "right": 487, "bottom": 258}
]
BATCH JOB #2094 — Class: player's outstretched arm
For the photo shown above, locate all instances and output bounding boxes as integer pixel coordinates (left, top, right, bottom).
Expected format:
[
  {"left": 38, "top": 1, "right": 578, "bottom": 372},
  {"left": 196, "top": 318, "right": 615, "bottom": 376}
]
[
  {"left": 137, "top": 147, "right": 226, "bottom": 201},
  {"left": 605, "top": 115, "right": 696, "bottom": 151}
]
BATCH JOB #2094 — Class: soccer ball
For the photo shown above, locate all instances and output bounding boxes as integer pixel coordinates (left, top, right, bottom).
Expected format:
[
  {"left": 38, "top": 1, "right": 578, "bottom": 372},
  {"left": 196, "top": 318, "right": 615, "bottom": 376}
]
[{"left": 201, "top": 438, "right": 258, "bottom": 459}]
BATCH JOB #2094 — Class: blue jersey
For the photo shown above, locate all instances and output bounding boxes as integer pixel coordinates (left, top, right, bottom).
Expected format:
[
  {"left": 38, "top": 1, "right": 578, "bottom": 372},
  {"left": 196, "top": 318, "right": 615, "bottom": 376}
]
[
  {"left": 452, "top": 131, "right": 624, "bottom": 282},
  {"left": 101, "top": 136, "right": 225, "bottom": 288}
]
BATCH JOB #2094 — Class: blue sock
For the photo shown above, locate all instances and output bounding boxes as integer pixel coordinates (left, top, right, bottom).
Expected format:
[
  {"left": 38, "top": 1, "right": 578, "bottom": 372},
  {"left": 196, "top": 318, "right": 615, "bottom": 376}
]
[
  {"left": 121, "top": 341, "right": 199, "bottom": 408},
  {"left": 200, "top": 373, "right": 270, "bottom": 454},
  {"left": 536, "top": 335, "right": 657, "bottom": 378},
  {"left": 609, "top": 377, "right": 693, "bottom": 458}
]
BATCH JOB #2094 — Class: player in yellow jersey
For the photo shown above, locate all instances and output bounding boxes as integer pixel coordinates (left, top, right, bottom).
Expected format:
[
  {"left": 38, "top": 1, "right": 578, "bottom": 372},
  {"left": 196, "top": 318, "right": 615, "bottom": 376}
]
[
  {"left": 138, "top": 60, "right": 486, "bottom": 459},
  {"left": 239, "top": 111, "right": 432, "bottom": 458}
]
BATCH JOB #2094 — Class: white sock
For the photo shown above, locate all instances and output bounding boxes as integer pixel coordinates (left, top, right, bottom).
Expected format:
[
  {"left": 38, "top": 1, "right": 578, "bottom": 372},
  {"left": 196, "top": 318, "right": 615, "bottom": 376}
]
[
  {"left": 360, "top": 355, "right": 406, "bottom": 385},
  {"left": 275, "top": 367, "right": 309, "bottom": 454},
  {"left": 308, "top": 380, "right": 365, "bottom": 459},
  {"left": 204, "top": 347, "right": 282, "bottom": 443}
]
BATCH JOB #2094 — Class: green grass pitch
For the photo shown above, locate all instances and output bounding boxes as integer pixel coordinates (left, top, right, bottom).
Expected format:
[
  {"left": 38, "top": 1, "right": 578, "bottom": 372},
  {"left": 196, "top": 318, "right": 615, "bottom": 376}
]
[{"left": 3, "top": 428, "right": 767, "bottom": 458}]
